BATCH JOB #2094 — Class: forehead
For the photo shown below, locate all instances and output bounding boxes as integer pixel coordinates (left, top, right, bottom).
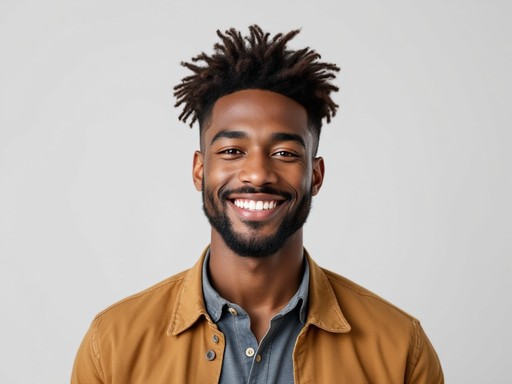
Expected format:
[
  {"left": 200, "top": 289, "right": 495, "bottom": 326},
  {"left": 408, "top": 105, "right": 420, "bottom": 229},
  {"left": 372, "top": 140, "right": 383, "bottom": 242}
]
[{"left": 203, "top": 89, "right": 311, "bottom": 144}]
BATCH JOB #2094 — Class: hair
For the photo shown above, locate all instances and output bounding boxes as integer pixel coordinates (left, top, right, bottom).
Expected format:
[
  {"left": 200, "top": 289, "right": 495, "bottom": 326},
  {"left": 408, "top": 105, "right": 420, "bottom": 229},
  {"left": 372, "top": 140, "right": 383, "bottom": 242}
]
[{"left": 173, "top": 25, "right": 340, "bottom": 152}]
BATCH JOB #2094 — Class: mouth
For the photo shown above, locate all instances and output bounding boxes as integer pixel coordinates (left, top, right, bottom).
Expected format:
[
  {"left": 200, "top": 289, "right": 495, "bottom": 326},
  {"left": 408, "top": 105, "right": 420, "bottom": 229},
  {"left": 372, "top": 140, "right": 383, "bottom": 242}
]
[
  {"left": 232, "top": 199, "right": 281, "bottom": 211},
  {"left": 226, "top": 193, "right": 288, "bottom": 222}
]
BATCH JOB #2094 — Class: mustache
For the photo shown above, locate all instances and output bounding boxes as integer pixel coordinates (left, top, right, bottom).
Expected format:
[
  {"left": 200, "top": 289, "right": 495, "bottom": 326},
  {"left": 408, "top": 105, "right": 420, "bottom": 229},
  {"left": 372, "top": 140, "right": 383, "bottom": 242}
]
[{"left": 219, "top": 186, "right": 292, "bottom": 201}]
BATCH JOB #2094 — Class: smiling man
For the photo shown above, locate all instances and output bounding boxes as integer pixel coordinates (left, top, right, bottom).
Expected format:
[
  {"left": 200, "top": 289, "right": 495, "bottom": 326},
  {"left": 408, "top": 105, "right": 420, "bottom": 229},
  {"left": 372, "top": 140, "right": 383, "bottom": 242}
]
[{"left": 71, "top": 26, "right": 443, "bottom": 383}]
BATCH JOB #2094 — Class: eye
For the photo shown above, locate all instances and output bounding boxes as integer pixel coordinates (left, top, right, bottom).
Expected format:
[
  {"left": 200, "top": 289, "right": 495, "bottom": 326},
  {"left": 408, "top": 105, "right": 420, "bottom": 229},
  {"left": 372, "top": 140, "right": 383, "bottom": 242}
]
[
  {"left": 273, "top": 150, "right": 297, "bottom": 158},
  {"left": 219, "top": 148, "right": 244, "bottom": 156}
]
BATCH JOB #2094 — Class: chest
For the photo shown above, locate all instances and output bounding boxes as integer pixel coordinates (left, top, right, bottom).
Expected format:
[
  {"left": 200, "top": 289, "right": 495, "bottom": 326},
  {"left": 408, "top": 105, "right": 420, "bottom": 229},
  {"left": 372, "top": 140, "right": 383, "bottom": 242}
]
[{"left": 102, "top": 321, "right": 409, "bottom": 384}]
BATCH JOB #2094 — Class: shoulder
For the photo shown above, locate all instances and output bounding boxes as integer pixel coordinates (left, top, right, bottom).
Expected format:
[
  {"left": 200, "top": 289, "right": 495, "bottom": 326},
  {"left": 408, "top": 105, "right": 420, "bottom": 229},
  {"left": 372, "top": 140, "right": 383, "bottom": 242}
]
[
  {"left": 92, "top": 269, "right": 190, "bottom": 330},
  {"left": 311, "top": 263, "right": 422, "bottom": 342},
  {"left": 302, "top": 260, "right": 444, "bottom": 382},
  {"left": 322, "top": 267, "right": 417, "bottom": 322}
]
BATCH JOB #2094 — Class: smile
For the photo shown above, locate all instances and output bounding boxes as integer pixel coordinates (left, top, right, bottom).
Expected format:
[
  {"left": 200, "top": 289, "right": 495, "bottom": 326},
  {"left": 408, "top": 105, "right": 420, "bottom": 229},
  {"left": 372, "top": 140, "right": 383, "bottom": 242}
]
[{"left": 233, "top": 199, "right": 280, "bottom": 211}]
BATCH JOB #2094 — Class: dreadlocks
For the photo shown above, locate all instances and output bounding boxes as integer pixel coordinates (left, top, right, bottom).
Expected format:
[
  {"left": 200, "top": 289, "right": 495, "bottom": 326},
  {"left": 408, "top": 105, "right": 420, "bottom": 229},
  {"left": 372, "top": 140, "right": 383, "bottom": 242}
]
[{"left": 173, "top": 25, "right": 340, "bottom": 147}]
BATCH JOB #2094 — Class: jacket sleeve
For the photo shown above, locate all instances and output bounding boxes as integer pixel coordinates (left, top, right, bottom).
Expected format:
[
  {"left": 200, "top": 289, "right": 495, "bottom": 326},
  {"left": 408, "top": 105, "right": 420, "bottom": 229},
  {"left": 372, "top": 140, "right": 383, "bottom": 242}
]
[
  {"left": 406, "top": 321, "right": 444, "bottom": 384},
  {"left": 71, "top": 319, "right": 105, "bottom": 384}
]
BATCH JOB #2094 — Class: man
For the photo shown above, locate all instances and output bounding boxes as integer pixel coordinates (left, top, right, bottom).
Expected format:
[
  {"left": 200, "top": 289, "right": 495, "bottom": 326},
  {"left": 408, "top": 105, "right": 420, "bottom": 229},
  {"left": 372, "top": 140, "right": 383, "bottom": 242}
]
[{"left": 72, "top": 26, "right": 443, "bottom": 383}]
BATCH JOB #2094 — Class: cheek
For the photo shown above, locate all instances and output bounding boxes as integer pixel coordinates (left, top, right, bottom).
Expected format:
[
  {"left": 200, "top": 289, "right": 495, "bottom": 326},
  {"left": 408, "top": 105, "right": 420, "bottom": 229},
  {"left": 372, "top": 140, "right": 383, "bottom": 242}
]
[
  {"left": 203, "top": 161, "right": 237, "bottom": 189},
  {"left": 287, "top": 167, "right": 312, "bottom": 192}
]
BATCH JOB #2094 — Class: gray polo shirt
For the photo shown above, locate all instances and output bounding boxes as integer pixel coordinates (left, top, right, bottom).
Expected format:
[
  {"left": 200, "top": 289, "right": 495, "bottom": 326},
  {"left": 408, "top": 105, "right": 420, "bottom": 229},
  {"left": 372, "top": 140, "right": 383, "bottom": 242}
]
[{"left": 202, "top": 253, "right": 310, "bottom": 384}]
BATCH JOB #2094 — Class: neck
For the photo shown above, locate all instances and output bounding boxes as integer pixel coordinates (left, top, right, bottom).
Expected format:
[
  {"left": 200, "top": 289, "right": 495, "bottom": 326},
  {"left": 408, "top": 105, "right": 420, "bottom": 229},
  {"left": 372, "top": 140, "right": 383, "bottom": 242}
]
[{"left": 208, "top": 229, "right": 305, "bottom": 312}]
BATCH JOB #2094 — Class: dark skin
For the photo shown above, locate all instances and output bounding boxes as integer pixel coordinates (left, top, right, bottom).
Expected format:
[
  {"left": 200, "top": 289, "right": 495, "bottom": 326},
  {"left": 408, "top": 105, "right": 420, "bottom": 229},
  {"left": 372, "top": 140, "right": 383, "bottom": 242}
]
[{"left": 192, "top": 89, "right": 325, "bottom": 342}]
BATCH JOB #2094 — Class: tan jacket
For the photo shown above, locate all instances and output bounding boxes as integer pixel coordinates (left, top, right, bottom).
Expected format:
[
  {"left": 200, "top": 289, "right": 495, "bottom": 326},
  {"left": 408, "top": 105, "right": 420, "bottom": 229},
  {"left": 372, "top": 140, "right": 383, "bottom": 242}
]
[{"left": 71, "top": 250, "right": 443, "bottom": 383}]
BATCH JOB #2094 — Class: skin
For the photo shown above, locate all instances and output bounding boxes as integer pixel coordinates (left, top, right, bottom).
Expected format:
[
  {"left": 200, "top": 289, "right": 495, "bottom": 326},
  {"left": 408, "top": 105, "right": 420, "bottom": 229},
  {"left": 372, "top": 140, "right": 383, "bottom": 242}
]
[{"left": 192, "top": 89, "right": 325, "bottom": 342}]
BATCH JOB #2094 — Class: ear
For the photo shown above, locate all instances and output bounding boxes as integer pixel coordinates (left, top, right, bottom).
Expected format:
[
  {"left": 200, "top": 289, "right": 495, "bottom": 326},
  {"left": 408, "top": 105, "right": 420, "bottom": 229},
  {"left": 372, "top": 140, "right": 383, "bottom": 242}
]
[
  {"left": 311, "top": 157, "right": 325, "bottom": 196},
  {"left": 192, "top": 150, "right": 204, "bottom": 191}
]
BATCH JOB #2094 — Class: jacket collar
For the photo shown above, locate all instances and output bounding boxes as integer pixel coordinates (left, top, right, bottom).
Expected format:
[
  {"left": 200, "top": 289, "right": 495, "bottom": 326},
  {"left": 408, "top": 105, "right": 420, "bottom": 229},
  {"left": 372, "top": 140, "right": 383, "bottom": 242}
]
[
  {"left": 167, "top": 247, "right": 351, "bottom": 336},
  {"left": 304, "top": 250, "right": 351, "bottom": 333},
  {"left": 167, "top": 248, "right": 211, "bottom": 336}
]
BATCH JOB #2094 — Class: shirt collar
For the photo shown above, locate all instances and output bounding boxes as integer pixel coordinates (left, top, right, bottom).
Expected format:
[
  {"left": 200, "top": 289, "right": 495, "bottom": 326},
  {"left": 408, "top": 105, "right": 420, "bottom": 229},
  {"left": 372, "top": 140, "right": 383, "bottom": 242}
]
[
  {"left": 167, "top": 247, "right": 351, "bottom": 336},
  {"left": 202, "top": 250, "right": 310, "bottom": 325},
  {"left": 201, "top": 250, "right": 227, "bottom": 322}
]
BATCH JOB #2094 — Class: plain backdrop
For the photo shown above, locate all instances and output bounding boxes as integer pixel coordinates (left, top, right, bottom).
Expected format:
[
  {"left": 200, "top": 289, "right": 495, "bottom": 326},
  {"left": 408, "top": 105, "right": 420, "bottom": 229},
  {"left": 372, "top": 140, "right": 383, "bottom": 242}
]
[{"left": 0, "top": 0, "right": 510, "bottom": 383}]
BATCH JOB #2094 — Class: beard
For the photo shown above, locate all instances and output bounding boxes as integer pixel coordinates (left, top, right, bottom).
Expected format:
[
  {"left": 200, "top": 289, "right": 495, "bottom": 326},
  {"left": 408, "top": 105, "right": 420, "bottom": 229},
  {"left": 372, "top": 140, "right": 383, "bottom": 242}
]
[{"left": 202, "top": 182, "right": 312, "bottom": 258}]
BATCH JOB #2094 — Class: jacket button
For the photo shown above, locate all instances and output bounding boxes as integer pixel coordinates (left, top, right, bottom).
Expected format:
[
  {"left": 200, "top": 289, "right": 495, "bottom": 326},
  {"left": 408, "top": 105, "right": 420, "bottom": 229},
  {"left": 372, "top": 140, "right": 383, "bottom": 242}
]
[
  {"left": 212, "top": 335, "right": 219, "bottom": 343},
  {"left": 206, "top": 350, "right": 216, "bottom": 361}
]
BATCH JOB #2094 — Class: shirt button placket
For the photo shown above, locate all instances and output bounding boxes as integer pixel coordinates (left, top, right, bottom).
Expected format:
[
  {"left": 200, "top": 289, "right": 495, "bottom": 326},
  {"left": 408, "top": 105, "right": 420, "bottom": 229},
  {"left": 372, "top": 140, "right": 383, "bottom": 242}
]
[{"left": 228, "top": 307, "right": 238, "bottom": 316}]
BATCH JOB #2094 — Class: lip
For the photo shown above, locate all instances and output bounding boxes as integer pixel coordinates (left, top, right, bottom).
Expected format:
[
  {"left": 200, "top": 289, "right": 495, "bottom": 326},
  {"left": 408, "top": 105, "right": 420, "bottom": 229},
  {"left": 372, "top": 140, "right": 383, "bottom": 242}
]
[{"left": 227, "top": 192, "right": 287, "bottom": 201}]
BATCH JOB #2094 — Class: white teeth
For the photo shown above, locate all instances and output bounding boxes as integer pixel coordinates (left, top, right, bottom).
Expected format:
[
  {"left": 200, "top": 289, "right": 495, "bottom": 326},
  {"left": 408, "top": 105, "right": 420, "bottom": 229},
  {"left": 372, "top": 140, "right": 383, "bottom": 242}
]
[{"left": 234, "top": 199, "right": 279, "bottom": 211}]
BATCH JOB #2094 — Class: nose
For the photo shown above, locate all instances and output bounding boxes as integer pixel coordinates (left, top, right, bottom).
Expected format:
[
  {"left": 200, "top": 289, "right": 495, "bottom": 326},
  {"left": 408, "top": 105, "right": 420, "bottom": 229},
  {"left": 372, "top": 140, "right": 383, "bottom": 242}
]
[{"left": 238, "top": 151, "right": 278, "bottom": 187}]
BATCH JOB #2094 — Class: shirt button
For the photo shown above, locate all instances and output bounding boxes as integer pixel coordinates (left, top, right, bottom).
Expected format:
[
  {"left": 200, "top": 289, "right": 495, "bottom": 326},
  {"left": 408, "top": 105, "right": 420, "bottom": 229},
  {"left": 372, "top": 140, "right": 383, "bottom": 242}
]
[
  {"left": 212, "top": 335, "right": 219, "bottom": 343},
  {"left": 206, "top": 350, "right": 216, "bottom": 361},
  {"left": 245, "top": 347, "right": 255, "bottom": 357},
  {"left": 255, "top": 354, "right": 262, "bottom": 363},
  {"left": 228, "top": 307, "right": 238, "bottom": 316}
]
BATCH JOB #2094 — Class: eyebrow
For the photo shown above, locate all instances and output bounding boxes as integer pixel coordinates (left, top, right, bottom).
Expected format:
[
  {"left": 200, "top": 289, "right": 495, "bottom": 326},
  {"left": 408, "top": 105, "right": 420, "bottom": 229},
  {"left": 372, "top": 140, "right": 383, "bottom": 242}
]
[
  {"left": 271, "top": 132, "right": 306, "bottom": 148},
  {"left": 210, "top": 130, "right": 306, "bottom": 148},
  {"left": 210, "top": 130, "right": 248, "bottom": 145}
]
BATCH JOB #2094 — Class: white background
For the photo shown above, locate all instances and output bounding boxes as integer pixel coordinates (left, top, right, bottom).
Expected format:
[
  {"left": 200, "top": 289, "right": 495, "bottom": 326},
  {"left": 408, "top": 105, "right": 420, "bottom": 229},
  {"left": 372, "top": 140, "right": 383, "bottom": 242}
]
[{"left": 1, "top": 0, "right": 510, "bottom": 383}]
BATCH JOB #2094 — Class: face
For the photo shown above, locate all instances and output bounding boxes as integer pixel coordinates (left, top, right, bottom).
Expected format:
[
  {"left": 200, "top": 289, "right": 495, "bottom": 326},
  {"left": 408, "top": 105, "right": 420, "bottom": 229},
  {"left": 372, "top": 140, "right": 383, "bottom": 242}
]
[{"left": 193, "top": 89, "right": 324, "bottom": 258}]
